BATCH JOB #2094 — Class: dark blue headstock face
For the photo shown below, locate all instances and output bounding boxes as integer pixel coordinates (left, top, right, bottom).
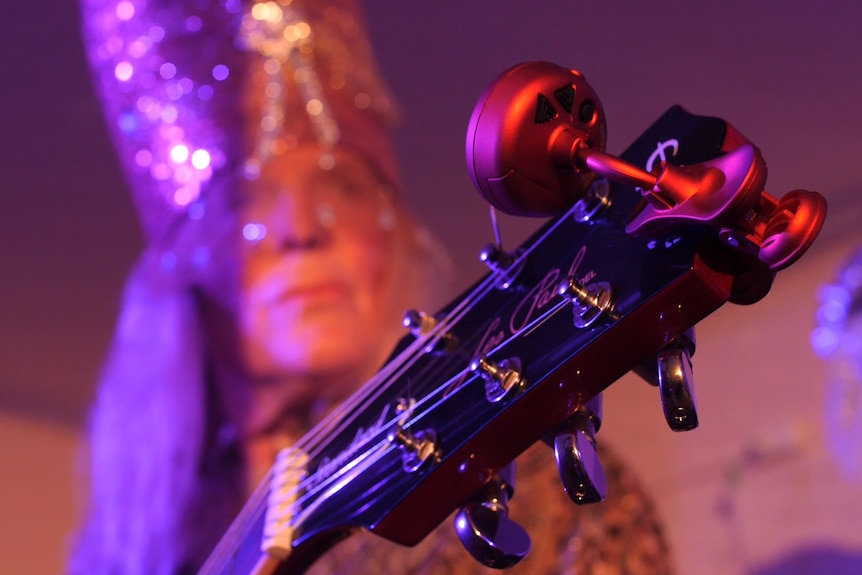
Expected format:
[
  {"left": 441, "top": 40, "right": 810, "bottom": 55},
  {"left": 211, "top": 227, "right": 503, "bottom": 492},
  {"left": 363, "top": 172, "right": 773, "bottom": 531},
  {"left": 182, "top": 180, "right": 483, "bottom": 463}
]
[
  {"left": 202, "top": 80, "right": 824, "bottom": 574},
  {"left": 289, "top": 104, "right": 749, "bottom": 547}
]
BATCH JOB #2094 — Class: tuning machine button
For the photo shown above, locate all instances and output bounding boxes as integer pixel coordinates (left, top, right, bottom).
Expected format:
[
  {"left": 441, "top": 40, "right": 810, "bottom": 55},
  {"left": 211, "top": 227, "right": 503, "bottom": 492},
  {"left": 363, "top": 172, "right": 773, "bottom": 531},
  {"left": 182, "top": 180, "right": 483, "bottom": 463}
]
[
  {"left": 657, "top": 343, "right": 698, "bottom": 432},
  {"left": 471, "top": 356, "right": 524, "bottom": 403},
  {"left": 403, "top": 309, "right": 459, "bottom": 353},
  {"left": 553, "top": 396, "right": 607, "bottom": 505},
  {"left": 479, "top": 243, "right": 525, "bottom": 290},
  {"left": 402, "top": 309, "right": 437, "bottom": 335},
  {"left": 387, "top": 425, "right": 440, "bottom": 473},
  {"left": 638, "top": 329, "right": 699, "bottom": 431},
  {"left": 558, "top": 277, "right": 613, "bottom": 328},
  {"left": 388, "top": 401, "right": 441, "bottom": 473},
  {"left": 454, "top": 463, "right": 531, "bottom": 569},
  {"left": 572, "top": 178, "right": 612, "bottom": 223}
]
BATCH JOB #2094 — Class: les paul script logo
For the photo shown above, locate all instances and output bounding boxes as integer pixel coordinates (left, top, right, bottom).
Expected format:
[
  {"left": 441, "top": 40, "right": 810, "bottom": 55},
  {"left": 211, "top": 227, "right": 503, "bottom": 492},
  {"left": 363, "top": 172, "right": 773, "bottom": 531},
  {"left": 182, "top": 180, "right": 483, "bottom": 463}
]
[
  {"left": 445, "top": 245, "right": 594, "bottom": 397},
  {"left": 309, "top": 403, "right": 393, "bottom": 488}
]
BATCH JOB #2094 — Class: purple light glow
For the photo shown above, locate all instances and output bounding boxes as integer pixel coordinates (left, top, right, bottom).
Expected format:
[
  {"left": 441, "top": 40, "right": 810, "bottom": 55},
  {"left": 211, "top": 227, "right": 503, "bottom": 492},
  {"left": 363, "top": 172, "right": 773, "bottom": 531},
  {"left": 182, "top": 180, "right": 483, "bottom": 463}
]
[
  {"left": 160, "top": 62, "right": 177, "bottom": 80},
  {"left": 128, "top": 39, "right": 148, "bottom": 58},
  {"left": 243, "top": 223, "right": 267, "bottom": 241},
  {"left": 170, "top": 144, "right": 189, "bottom": 163},
  {"left": 191, "top": 149, "right": 211, "bottom": 169},
  {"left": 135, "top": 149, "right": 152, "bottom": 168},
  {"left": 114, "top": 61, "right": 133, "bottom": 81},
  {"left": 148, "top": 25, "right": 165, "bottom": 42},
  {"left": 173, "top": 186, "right": 198, "bottom": 206},
  {"left": 212, "top": 64, "right": 230, "bottom": 81},
  {"left": 116, "top": 1, "right": 134, "bottom": 21},
  {"left": 197, "top": 85, "right": 214, "bottom": 101},
  {"left": 186, "top": 16, "right": 202, "bottom": 32}
]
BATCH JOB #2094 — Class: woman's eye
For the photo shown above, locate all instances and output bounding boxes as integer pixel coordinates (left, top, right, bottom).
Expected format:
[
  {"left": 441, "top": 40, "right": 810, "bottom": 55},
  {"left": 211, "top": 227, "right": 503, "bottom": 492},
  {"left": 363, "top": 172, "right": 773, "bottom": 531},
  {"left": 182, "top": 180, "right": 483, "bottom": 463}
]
[{"left": 317, "top": 177, "right": 367, "bottom": 202}]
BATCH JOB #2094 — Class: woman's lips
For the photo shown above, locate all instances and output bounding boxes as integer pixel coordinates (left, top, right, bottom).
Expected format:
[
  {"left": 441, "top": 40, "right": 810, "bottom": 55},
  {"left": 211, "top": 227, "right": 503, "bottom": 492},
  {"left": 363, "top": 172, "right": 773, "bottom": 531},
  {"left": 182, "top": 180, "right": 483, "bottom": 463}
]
[{"left": 278, "top": 282, "right": 350, "bottom": 303}]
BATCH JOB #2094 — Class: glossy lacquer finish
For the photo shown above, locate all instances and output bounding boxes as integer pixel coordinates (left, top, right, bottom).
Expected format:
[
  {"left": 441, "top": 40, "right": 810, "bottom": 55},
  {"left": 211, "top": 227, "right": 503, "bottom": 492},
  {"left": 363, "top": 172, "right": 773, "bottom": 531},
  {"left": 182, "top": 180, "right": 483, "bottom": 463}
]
[{"left": 201, "top": 94, "right": 822, "bottom": 575}]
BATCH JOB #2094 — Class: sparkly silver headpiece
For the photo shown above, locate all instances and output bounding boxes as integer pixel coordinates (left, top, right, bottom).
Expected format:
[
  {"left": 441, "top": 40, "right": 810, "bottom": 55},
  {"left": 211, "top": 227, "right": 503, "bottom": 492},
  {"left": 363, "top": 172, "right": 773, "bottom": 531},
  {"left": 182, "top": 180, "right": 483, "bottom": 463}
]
[{"left": 82, "top": 0, "right": 399, "bottom": 249}]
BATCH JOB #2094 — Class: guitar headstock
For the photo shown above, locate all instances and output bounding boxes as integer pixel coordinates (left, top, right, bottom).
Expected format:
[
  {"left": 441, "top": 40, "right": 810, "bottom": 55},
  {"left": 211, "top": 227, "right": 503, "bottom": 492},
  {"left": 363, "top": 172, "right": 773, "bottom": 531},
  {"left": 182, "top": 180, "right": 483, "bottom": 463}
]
[{"left": 200, "top": 62, "right": 826, "bottom": 575}]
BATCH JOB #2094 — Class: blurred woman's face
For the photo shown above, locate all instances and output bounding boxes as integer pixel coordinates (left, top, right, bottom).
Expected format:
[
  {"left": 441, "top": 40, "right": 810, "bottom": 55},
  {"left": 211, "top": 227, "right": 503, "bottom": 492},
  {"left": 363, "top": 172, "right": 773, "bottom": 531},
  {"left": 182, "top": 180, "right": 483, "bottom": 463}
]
[{"left": 237, "top": 144, "right": 402, "bottom": 385}]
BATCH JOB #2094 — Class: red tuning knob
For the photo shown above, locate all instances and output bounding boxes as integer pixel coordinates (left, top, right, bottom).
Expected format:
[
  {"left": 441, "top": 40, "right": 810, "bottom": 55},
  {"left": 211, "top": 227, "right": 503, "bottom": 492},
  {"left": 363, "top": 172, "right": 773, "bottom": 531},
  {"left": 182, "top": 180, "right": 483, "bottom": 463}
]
[{"left": 466, "top": 61, "right": 607, "bottom": 217}]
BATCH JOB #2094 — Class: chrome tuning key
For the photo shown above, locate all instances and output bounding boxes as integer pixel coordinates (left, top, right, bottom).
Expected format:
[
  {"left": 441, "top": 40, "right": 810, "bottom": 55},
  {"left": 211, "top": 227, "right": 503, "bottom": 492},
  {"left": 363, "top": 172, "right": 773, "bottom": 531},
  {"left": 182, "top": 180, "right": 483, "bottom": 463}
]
[
  {"left": 656, "top": 329, "right": 698, "bottom": 431},
  {"left": 471, "top": 355, "right": 525, "bottom": 403},
  {"left": 635, "top": 329, "right": 699, "bottom": 431},
  {"left": 402, "top": 309, "right": 458, "bottom": 353},
  {"left": 454, "top": 462, "right": 531, "bottom": 569},
  {"left": 553, "top": 395, "right": 607, "bottom": 505},
  {"left": 479, "top": 243, "right": 524, "bottom": 290},
  {"left": 387, "top": 424, "right": 440, "bottom": 473},
  {"left": 387, "top": 398, "right": 440, "bottom": 473},
  {"left": 558, "top": 277, "right": 614, "bottom": 328},
  {"left": 402, "top": 309, "right": 437, "bottom": 336},
  {"left": 572, "top": 178, "right": 612, "bottom": 223}
]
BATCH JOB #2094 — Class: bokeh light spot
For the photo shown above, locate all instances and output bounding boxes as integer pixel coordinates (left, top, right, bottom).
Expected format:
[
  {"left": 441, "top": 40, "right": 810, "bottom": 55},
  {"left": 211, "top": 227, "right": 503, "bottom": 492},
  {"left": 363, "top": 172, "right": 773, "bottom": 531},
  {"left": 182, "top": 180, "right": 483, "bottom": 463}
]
[
  {"left": 243, "top": 223, "right": 267, "bottom": 241},
  {"left": 170, "top": 144, "right": 190, "bottom": 163},
  {"left": 135, "top": 149, "right": 153, "bottom": 167},
  {"left": 212, "top": 64, "right": 230, "bottom": 81},
  {"left": 191, "top": 149, "right": 211, "bottom": 169},
  {"left": 114, "top": 61, "right": 134, "bottom": 81},
  {"left": 160, "top": 62, "right": 177, "bottom": 80},
  {"left": 116, "top": 1, "right": 135, "bottom": 20}
]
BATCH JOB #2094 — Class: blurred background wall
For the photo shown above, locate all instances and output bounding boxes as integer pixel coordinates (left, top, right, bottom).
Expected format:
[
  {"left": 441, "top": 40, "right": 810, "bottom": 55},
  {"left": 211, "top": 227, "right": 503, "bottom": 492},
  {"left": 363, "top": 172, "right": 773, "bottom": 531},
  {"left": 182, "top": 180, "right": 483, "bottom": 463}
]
[{"left": 1, "top": 0, "right": 861, "bottom": 573}]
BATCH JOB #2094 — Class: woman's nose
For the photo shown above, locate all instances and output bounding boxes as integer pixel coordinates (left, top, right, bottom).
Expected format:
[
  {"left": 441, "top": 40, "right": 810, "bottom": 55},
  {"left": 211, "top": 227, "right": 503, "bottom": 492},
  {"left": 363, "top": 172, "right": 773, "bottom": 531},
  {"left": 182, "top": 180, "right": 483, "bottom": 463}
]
[{"left": 269, "top": 188, "right": 330, "bottom": 250}]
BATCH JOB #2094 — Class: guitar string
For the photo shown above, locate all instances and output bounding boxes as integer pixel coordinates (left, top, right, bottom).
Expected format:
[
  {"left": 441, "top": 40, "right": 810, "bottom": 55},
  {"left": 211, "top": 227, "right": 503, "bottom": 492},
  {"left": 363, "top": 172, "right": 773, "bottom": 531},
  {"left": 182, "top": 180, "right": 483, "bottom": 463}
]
[
  {"left": 279, "top": 295, "right": 574, "bottom": 528},
  {"left": 209, "top": 203, "right": 587, "bottom": 568},
  {"left": 286, "top": 199, "right": 585, "bottom": 461},
  {"left": 200, "top": 289, "right": 490, "bottom": 570},
  {"left": 273, "top": 207, "right": 590, "bottom": 525},
  {"left": 205, "top": 203, "right": 588, "bottom": 567},
  {"left": 200, "top": 265, "right": 502, "bottom": 570},
  {"left": 286, "top": 265, "right": 502, "bottom": 455},
  {"left": 246, "top": 286, "right": 605, "bottom": 570},
  {"left": 201, "top": 250, "right": 508, "bottom": 569}
]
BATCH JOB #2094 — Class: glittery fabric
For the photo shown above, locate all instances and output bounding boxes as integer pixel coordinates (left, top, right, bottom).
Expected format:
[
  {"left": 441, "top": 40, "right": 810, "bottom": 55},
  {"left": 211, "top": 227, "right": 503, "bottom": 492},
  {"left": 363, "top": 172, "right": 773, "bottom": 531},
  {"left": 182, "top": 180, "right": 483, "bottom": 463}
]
[
  {"left": 307, "top": 443, "right": 674, "bottom": 575},
  {"left": 81, "top": 0, "right": 399, "bottom": 253}
]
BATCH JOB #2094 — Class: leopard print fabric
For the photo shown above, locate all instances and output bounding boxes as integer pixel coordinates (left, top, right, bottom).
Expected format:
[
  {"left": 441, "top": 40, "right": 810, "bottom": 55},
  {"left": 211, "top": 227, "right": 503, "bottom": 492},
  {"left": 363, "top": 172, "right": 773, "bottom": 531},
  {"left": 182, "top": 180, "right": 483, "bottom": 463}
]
[{"left": 307, "top": 443, "right": 674, "bottom": 575}]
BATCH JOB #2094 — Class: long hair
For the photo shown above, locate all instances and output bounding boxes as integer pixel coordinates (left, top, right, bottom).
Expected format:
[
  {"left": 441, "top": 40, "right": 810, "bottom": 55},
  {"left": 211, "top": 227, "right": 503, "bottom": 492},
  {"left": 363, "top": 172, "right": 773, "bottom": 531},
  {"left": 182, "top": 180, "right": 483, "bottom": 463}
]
[
  {"left": 67, "top": 210, "right": 452, "bottom": 574},
  {"left": 68, "top": 254, "right": 216, "bottom": 574}
]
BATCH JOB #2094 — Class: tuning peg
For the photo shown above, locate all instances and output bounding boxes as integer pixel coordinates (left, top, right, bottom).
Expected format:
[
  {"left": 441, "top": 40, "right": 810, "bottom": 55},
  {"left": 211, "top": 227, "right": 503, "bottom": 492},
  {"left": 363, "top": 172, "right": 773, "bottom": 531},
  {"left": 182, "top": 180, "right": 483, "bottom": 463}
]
[
  {"left": 657, "top": 344, "right": 698, "bottom": 432},
  {"left": 479, "top": 242, "right": 515, "bottom": 271},
  {"left": 632, "top": 329, "right": 699, "bottom": 431},
  {"left": 640, "top": 328, "right": 698, "bottom": 431},
  {"left": 471, "top": 355, "right": 525, "bottom": 403},
  {"left": 402, "top": 309, "right": 437, "bottom": 335},
  {"left": 454, "top": 463, "right": 531, "bottom": 569},
  {"left": 572, "top": 178, "right": 612, "bottom": 223},
  {"left": 466, "top": 61, "right": 608, "bottom": 217},
  {"left": 553, "top": 395, "right": 607, "bottom": 504},
  {"left": 558, "top": 277, "right": 614, "bottom": 328},
  {"left": 387, "top": 424, "right": 440, "bottom": 473},
  {"left": 479, "top": 243, "right": 524, "bottom": 290},
  {"left": 740, "top": 188, "right": 826, "bottom": 272},
  {"left": 403, "top": 309, "right": 459, "bottom": 353}
]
